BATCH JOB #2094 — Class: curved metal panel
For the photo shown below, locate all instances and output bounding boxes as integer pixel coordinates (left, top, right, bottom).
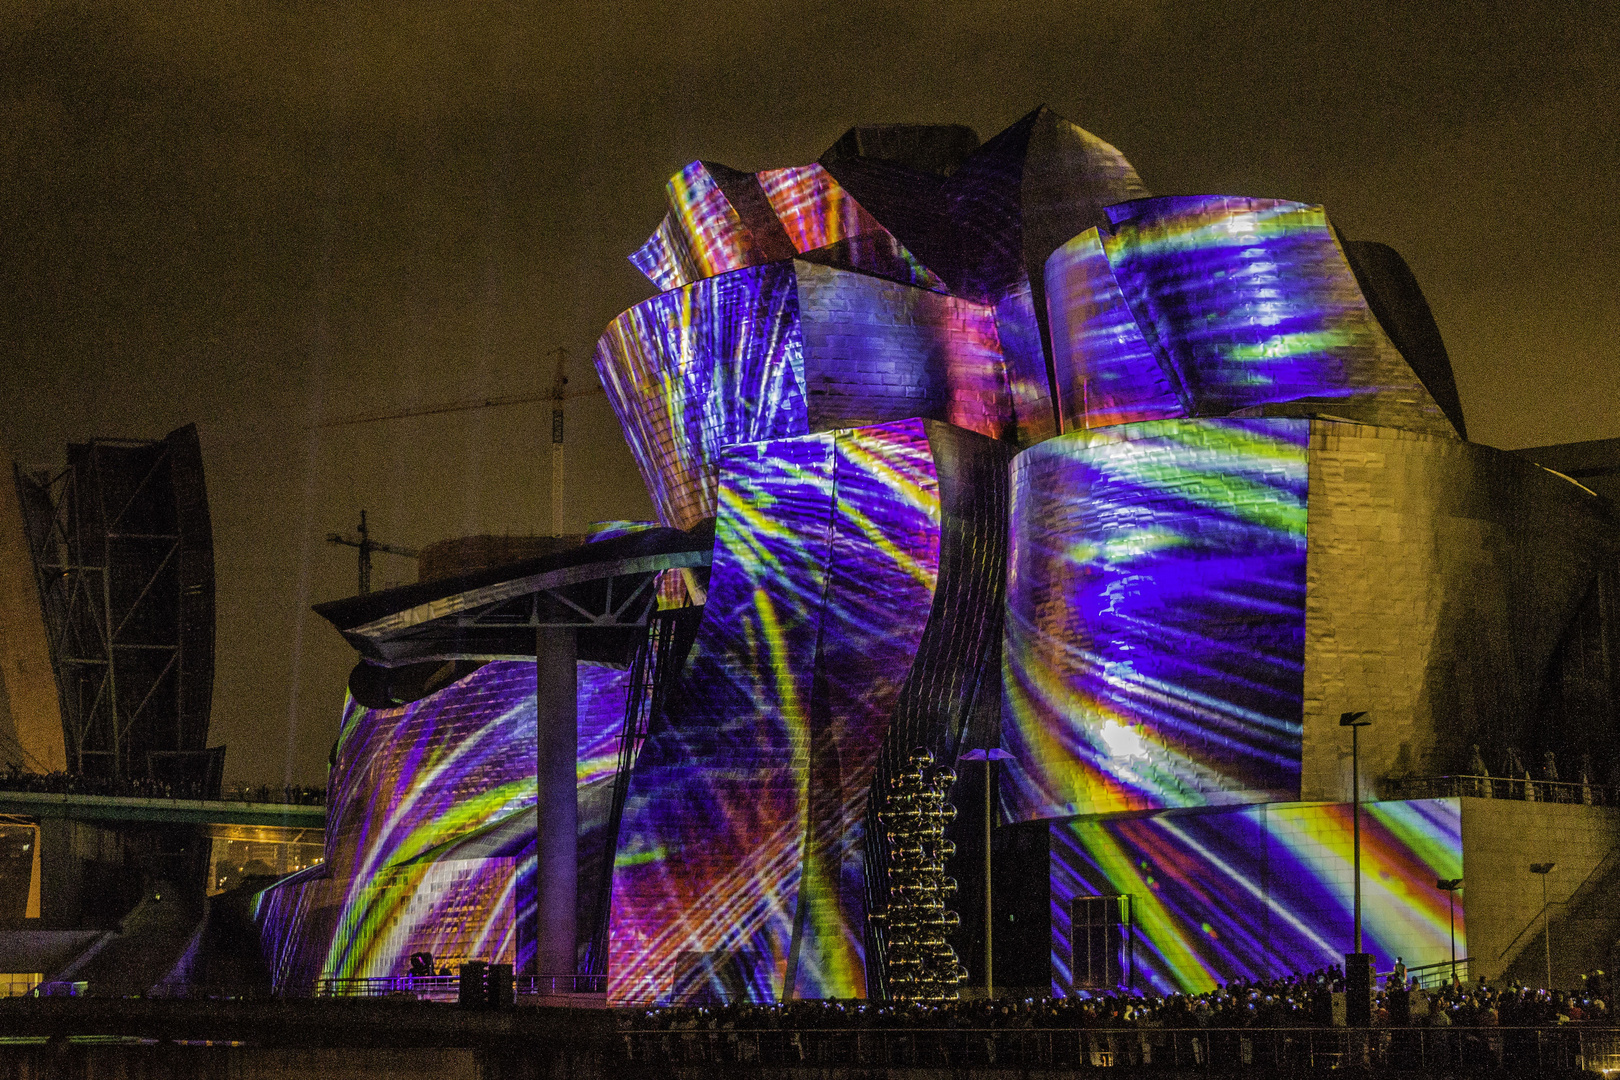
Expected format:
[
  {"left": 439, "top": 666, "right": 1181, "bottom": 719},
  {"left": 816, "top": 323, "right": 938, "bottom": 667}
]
[
  {"left": 252, "top": 660, "right": 631, "bottom": 992},
  {"left": 627, "top": 161, "right": 770, "bottom": 292},
  {"left": 607, "top": 421, "right": 944, "bottom": 1005},
  {"left": 1045, "top": 226, "right": 1185, "bottom": 429},
  {"left": 1045, "top": 196, "right": 1458, "bottom": 436},
  {"left": 595, "top": 259, "right": 1030, "bottom": 529},
  {"left": 1300, "top": 421, "right": 1620, "bottom": 800},
  {"left": 758, "top": 163, "right": 945, "bottom": 291},
  {"left": 1001, "top": 418, "right": 1311, "bottom": 822},
  {"left": 795, "top": 261, "right": 1013, "bottom": 441},
  {"left": 593, "top": 262, "right": 809, "bottom": 530}
]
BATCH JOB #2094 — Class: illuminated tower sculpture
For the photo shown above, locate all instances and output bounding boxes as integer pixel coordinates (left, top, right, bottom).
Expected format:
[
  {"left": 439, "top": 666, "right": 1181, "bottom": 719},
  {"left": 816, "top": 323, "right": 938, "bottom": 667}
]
[{"left": 875, "top": 750, "right": 965, "bottom": 1001}]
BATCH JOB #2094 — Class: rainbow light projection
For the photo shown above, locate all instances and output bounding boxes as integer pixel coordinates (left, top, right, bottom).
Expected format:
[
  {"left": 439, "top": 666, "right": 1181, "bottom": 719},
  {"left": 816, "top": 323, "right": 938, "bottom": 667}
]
[
  {"left": 1045, "top": 196, "right": 1457, "bottom": 437},
  {"left": 266, "top": 109, "right": 1504, "bottom": 1003},
  {"left": 1002, "top": 418, "right": 1310, "bottom": 821},
  {"left": 629, "top": 161, "right": 770, "bottom": 291},
  {"left": 594, "top": 259, "right": 1034, "bottom": 531},
  {"left": 608, "top": 420, "right": 943, "bottom": 1005},
  {"left": 1050, "top": 798, "right": 1464, "bottom": 995},
  {"left": 594, "top": 261, "right": 808, "bottom": 531},
  {"left": 757, "top": 164, "right": 946, "bottom": 292},
  {"left": 630, "top": 159, "right": 944, "bottom": 295},
  {"left": 253, "top": 660, "right": 629, "bottom": 991}
]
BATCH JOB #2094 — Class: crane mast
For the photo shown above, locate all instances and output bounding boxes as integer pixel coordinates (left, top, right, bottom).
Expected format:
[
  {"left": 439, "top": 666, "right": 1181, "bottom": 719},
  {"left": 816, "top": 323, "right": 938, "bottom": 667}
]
[
  {"left": 551, "top": 347, "right": 568, "bottom": 537},
  {"left": 312, "top": 346, "right": 601, "bottom": 580}
]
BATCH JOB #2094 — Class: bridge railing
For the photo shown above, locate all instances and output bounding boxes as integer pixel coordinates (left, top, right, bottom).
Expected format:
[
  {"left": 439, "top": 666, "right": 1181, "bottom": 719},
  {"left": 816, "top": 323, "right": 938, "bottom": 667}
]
[
  {"left": 310, "top": 974, "right": 606, "bottom": 1001},
  {"left": 615, "top": 1025, "right": 1620, "bottom": 1073}
]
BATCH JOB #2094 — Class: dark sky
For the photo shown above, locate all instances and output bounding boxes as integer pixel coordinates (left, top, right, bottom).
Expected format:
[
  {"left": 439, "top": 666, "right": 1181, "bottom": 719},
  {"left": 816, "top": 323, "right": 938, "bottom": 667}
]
[{"left": 2, "top": 1, "right": 1616, "bottom": 786}]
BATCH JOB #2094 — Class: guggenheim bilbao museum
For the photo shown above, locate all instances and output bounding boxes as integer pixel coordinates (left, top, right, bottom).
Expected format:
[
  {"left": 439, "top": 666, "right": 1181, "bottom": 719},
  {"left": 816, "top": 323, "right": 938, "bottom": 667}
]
[{"left": 254, "top": 107, "right": 1620, "bottom": 1004}]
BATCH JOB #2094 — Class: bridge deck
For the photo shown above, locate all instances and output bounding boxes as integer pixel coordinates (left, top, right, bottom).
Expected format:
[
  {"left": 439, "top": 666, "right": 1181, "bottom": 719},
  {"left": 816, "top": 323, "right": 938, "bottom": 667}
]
[{"left": 0, "top": 790, "right": 326, "bottom": 828}]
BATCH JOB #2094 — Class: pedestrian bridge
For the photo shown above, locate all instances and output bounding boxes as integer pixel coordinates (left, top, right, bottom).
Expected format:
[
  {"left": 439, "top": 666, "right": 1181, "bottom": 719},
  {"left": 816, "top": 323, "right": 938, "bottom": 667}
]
[{"left": 0, "top": 789, "right": 326, "bottom": 829}]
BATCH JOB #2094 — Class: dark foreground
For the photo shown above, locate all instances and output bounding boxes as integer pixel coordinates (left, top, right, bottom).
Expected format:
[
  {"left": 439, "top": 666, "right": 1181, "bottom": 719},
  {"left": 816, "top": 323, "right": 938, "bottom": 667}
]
[{"left": 0, "top": 999, "right": 1613, "bottom": 1078}]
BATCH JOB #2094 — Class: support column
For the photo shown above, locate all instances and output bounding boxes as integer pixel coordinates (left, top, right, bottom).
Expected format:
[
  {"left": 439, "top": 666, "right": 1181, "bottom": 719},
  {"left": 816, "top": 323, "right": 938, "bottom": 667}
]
[
  {"left": 534, "top": 628, "right": 578, "bottom": 980},
  {"left": 37, "top": 817, "right": 81, "bottom": 928}
]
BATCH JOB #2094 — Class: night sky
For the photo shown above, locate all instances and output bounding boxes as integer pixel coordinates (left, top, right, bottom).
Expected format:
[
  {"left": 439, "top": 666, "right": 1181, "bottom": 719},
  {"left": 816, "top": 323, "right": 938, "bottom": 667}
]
[{"left": 2, "top": 2, "right": 1616, "bottom": 786}]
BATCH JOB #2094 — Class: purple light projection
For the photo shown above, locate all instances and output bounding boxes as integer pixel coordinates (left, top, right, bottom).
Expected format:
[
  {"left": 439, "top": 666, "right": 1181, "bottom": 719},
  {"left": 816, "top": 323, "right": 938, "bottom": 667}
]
[
  {"left": 607, "top": 420, "right": 945, "bottom": 1005},
  {"left": 1044, "top": 196, "right": 1458, "bottom": 437},
  {"left": 1001, "top": 418, "right": 1310, "bottom": 822}
]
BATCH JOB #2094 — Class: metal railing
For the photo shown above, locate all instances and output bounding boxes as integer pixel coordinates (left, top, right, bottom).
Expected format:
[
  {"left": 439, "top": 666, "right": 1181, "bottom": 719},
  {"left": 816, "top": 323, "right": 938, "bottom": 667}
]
[
  {"left": 525, "top": 974, "right": 607, "bottom": 996},
  {"left": 615, "top": 1025, "right": 1620, "bottom": 1072},
  {"left": 1386, "top": 956, "right": 1471, "bottom": 989},
  {"left": 1385, "top": 774, "right": 1614, "bottom": 805},
  {"left": 310, "top": 974, "right": 606, "bottom": 1001},
  {"left": 1498, "top": 844, "right": 1620, "bottom": 962}
]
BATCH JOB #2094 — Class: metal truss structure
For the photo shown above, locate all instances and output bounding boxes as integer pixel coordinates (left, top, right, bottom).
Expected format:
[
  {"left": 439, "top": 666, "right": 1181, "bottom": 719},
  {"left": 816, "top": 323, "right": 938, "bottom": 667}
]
[{"left": 13, "top": 425, "right": 215, "bottom": 782}]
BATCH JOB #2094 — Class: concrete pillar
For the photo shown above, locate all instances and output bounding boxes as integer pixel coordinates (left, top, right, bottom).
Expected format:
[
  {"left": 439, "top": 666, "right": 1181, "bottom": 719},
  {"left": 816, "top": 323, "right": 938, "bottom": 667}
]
[
  {"left": 25, "top": 821, "right": 41, "bottom": 919},
  {"left": 534, "top": 628, "right": 577, "bottom": 979},
  {"left": 37, "top": 817, "right": 81, "bottom": 928}
]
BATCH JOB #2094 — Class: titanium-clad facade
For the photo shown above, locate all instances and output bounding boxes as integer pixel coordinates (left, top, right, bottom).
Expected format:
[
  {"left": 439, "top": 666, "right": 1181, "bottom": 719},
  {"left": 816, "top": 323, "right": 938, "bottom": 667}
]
[{"left": 268, "top": 105, "right": 1618, "bottom": 1003}]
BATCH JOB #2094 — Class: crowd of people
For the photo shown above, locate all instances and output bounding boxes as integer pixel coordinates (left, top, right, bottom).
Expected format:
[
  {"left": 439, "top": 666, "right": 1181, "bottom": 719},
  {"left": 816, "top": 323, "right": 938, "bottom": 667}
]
[
  {"left": 611, "top": 972, "right": 1614, "bottom": 1071},
  {"left": 0, "top": 765, "right": 325, "bottom": 805},
  {"left": 618, "top": 968, "right": 1615, "bottom": 1032},
  {"left": 221, "top": 783, "right": 327, "bottom": 806}
]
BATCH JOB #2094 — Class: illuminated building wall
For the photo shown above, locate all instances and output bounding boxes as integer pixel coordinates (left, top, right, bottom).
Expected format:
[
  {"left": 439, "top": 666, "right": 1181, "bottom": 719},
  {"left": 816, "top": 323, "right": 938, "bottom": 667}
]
[
  {"left": 595, "top": 260, "right": 1026, "bottom": 530},
  {"left": 254, "top": 660, "right": 630, "bottom": 992},
  {"left": 1002, "top": 418, "right": 1310, "bottom": 821},
  {"left": 607, "top": 420, "right": 947, "bottom": 1005},
  {"left": 629, "top": 160, "right": 942, "bottom": 294},
  {"left": 1049, "top": 798, "right": 1464, "bottom": 996},
  {"left": 600, "top": 107, "right": 1163, "bottom": 532},
  {"left": 1002, "top": 415, "right": 1620, "bottom": 821},
  {"left": 593, "top": 261, "right": 808, "bottom": 532},
  {"left": 1045, "top": 197, "right": 1457, "bottom": 438},
  {"left": 1299, "top": 423, "right": 1620, "bottom": 801}
]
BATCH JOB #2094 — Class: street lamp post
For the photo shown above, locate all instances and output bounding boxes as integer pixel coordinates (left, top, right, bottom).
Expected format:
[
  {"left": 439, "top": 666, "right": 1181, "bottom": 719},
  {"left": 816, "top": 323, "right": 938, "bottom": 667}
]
[
  {"left": 1531, "top": 863, "right": 1556, "bottom": 991},
  {"left": 1436, "top": 878, "right": 1463, "bottom": 985},
  {"left": 1340, "top": 711, "right": 1373, "bottom": 1025},
  {"left": 959, "top": 748, "right": 1012, "bottom": 999}
]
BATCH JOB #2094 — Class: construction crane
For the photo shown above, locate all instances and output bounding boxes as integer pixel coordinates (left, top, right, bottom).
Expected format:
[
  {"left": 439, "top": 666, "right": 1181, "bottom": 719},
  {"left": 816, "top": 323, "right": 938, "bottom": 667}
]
[
  {"left": 326, "top": 510, "right": 420, "bottom": 595},
  {"left": 549, "top": 347, "right": 569, "bottom": 537},
  {"left": 311, "top": 347, "right": 601, "bottom": 537}
]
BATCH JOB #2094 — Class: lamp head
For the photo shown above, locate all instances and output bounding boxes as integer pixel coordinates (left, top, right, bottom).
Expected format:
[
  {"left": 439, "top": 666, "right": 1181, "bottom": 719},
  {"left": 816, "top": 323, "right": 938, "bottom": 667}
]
[
  {"left": 1530, "top": 863, "right": 1556, "bottom": 875},
  {"left": 1339, "top": 711, "right": 1371, "bottom": 727},
  {"left": 1436, "top": 878, "right": 1463, "bottom": 890}
]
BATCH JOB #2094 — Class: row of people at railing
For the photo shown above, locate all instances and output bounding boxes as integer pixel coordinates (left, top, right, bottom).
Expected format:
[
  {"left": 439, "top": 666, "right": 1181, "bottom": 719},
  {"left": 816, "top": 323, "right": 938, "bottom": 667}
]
[
  {"left": 220, "top": 783, "right": 327, "bottom": 806},
  {"left": 0, "top": 765, "right": 326, "bottom": 805},
  {"left": 616, "top": 972, "right": 1613, "bottom": 1031},
  {"left": 1382, "top": 746, "right": 1619, "bottom": 804}
]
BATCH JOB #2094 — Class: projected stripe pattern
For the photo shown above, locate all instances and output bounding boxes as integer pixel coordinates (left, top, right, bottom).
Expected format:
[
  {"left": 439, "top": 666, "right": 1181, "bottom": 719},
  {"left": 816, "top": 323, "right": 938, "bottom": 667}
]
[
  {"left": 607, "top": 420, "right": 943, "bottom": 1005},
  {"left": 1001, "top": 418, "right": 1310, "bottom": 821},
  {"left": 253, "top": 661, "right": 631, "bottom": 992},
  {"left": 1044, "top": 196, "right": 1456, "bottom": 437},
  {"left": 596, "top": 260, "right": 1029, "bottom": 530},
  {"left": 594, "top": 262, "right": 809, "bottom": 530},
  {"left": 1050, "top": 798, "right": 1464, "bottom": 995}
]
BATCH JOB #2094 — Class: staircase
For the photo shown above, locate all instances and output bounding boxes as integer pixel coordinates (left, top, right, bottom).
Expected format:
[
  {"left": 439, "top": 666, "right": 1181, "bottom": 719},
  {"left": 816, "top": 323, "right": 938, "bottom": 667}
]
[
  {"left": 52, "top": 882, "right": 202, "bottom": 997},
  {"left": 1501, "top": 845, "right": 1620, "bottom": 988}
]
